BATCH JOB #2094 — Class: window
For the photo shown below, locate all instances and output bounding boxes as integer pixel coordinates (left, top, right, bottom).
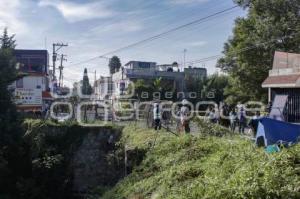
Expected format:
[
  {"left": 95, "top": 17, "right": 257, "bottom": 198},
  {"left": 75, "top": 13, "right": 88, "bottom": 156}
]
[
  {"left": 29, "top": 58, "right": 45, "bottom": 73},
  {"left": 16, "top": 78, "right": 23, "bottom": 88}
]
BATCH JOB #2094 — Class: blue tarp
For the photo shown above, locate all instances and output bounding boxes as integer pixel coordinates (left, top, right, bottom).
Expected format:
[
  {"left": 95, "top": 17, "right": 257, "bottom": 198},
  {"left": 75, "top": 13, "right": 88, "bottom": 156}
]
[{"left": 256, "top": 117, "right": 300, "bottom": 146}]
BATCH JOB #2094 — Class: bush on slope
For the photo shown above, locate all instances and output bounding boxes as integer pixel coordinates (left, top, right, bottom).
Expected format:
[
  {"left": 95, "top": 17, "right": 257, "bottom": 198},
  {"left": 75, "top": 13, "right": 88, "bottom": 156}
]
[{"left": 101, "top": 123, "right": 300, "bottom": 199}]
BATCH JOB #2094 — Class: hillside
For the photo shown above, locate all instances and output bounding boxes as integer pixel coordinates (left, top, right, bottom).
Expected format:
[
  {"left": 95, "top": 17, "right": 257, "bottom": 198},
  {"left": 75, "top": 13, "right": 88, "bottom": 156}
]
[{"left": 99, "top": 121, "right": 300, "bottom": 199}]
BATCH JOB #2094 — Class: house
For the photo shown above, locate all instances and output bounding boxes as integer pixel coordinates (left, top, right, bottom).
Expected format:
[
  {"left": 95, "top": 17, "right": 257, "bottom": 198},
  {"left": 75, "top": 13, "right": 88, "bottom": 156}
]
[
  {"left": 9, "top": 49, "right": 52, "bottom": 112},
  {"left": 125, "top": 61, "right": 157, "bottom": 71},
  {"left": 94, "top": 76, "right": 113, "bottom": 100},
  {"left": 112, "top": 61, "right": 187, "bottom": 98},
  {"left": 184, "top": 66, "right": 207, "bottom": 81},
  {"left": 111, "top": 61, "right": 208, "bottom": 99},
  {"left": 262, "top": 51, "right": 300, "bottom": 123}
]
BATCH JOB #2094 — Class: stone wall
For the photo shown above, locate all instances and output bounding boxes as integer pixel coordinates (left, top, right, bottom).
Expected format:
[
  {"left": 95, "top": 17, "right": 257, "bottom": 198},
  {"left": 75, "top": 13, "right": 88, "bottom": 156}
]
[
  {"left": 71, "top": 127, "right": 123, "bottom": 196},
  {"left": 25, "top": 120, "right": 125, "bottom": 199}
]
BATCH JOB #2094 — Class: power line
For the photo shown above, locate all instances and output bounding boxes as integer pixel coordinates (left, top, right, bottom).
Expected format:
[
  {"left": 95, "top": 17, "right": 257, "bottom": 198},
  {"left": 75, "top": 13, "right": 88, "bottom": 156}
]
[
  {"left": 70, "top": 1, "right": 232, "bottom": 66},
  {"left": 67, "top": 5, "right": 239, "bottom": 67},
  {"left": 184, "top": 34, "right": 294, "bottom": 66},
  {"left": 100, "top": 6, "right": 239, "bottom": 56},
  {"left": 125, "top": 9, "right": 238, "bottom": 61},
  {"left": 62, "top": 31, "right": 295, "bottom": 84},
  {"left": 140, "top": 0, "right": 229, "bottom": 30},
  {"left": 84, "top": 0, "right": 227, "bottom": 49},
  {"left": 65, "top": 9, "right": 239, "bottom": 78}
]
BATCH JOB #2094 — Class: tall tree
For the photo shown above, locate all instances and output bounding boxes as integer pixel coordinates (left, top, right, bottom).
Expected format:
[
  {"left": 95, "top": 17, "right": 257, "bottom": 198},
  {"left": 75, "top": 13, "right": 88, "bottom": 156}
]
[
  {"left": 0, "top": 28, "right": 28, "bottom": 197},
  {"left": 81, "top": 68, "right": 92, "bottom": 95},
  {"left": 108, "top": 56, "right": 121, "bottom": 75},
  {"left": 202, "top": 74, "right": 229, "bottom": 104},
  {"left": 0, "top": 28, "right": 19, "bottom": 147},
  {"left": 217, "top": 0, "right": 300, "bottom": 104},
  {"left": 81, "top": 68, "right": 92, "bottom": 122},
  {"left": 0, "top": 28, "right": 16, "bottom": 49}
]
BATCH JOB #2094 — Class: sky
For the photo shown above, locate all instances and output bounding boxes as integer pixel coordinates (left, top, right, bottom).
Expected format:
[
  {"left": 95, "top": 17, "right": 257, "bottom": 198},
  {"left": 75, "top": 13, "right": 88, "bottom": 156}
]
[{"left": 0, "top": 0, "right": 246, "bottom": 87}]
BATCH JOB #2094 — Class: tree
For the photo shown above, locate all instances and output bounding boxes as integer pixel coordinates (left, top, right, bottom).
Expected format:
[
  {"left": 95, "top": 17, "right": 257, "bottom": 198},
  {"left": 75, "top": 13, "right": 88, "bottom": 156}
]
[
  {"left": 0, "top": 28, "right": 29, "bottom": 197},
  {"left": 81, "top": 68, "right": 92, "bottom": 95},
  {"left": 129, "top": 78, "right": 177, "bottom": 101},
  {"left": 81, "top": 68, "right": 92, "bottom": 122},
  {"left": 108, "top": 56, "right": 121, "bottom": 75},
  {"left": 153, "top": 77, "right": 162, "bottom": 91},
  {"left": 0, "top": 28, "right": 16, "bottom": 49},
  {"left": 217, "top": 0, "right": 300, "bottom": 103},
  {"left": 202, "top": 74, "right": 229, "bottom": 104},
  {"left": 129, "top": 79, "right": 153, "bottom": 101},
  {"left": 0, "top": 27, "right": 19, "bottom": 150}
]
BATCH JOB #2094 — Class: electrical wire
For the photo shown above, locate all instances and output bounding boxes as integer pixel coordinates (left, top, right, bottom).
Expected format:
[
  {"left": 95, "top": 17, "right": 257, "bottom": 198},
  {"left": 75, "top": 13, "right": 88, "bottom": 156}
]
[
  {"left": 67, "top": 5, "right": 239, "bottom": 68},
  {"left": 184, "top": 35, "right": 294, "bottom": 66},
  {"left": 68, "top": 0, "right": 231, "bottom": 67}
]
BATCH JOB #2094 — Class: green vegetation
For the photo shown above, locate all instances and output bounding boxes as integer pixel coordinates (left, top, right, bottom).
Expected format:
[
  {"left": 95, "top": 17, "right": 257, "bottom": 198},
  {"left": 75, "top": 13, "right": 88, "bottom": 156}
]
[
  {"left": 128, "top": 78, "right": 176, "bottom": 101},
  {"left": 218, "top": 0, "right": 300, "bottom": 103},
  {"left": 20, "top": 119, "right": 124, "bottom": 199},
  {"left": 100, "top": 121, "right": 300, "bottom": 199},
  {"left": 82, "top": 68, "right": 93, "bottom": 95},
  {"left": 0, "top": 28, "right": 27, "bottom": 198},
  {"left": 109, "top": 55, "right": 122, "bottom": 74},
  {"left": 202, "top": 74, "right": 229, "bottom": 103},
  {"left": 18, "top": 119, "right": 86, "bottom": 199}
]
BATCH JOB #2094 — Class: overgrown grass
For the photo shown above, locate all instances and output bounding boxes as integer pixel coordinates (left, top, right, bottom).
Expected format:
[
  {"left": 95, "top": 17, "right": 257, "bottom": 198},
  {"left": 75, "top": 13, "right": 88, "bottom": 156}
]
[{"left": 100, "top": 121, "right": 300, "bottom": 199}]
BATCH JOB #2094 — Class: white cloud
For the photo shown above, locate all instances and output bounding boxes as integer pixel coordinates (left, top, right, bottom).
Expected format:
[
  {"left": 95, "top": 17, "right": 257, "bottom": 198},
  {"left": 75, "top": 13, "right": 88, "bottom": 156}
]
[
  {"left": 90, "top": 20, "right": 143, "bottom": 35},
  {"left": 169, "top": 0, "right": 210, "bottom": 5},
  {"left": 0, "top": 0, "right": 28, "bottom": 34},
  {"left": 187, "top": 41, "right": 207, "bottom": 47},
  {"left": 38, "top": 0, "right": 114, "bottom": 23}
]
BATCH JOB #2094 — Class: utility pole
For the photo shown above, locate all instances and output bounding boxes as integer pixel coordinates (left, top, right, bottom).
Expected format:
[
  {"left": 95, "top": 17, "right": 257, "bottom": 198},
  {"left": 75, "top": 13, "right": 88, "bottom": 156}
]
[
  {"left": 52, "top": 43, "right": 68, "bottom": 81},
  {"left": 58, "top": 54, "right": 67, "bottom": 87},
  {"left": 121, "top": 67, "right": 124, "bottom": 95},
  {"left": 183, "top": 49, "right": 187, "bottom": 70}
]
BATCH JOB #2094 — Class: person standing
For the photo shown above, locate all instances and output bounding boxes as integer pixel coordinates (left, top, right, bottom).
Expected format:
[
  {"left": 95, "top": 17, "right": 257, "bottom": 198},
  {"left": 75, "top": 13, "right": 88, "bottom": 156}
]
[
  {"left": 208, "top": 108, "right": 216, "bottom": 123},
  {"left": 238, "top": 107, "right": 246, "bottom": 134},
  {"left": 248, "top": 111, "right": 261, "bottom": 136},
  {"left": 229, "top": 109, "right": 237, "bottom": 132},
  {"left": 153, "top": 103, "right": 161, "bottom": 130},
  {"left": 180, "top": 99, "right": 191, "bottom": 134},
  {"left": 215, "top": 107, "right": 220, "bottom": 124},
  {"left": 221, "top": 103, "right": 230, "bottom": 127}
]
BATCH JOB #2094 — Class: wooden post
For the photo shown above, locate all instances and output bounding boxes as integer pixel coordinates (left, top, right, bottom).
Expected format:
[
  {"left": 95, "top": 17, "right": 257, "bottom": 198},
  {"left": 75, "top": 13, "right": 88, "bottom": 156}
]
[{"left": 268, "top": 87, "right": 271, "bottom": 102}]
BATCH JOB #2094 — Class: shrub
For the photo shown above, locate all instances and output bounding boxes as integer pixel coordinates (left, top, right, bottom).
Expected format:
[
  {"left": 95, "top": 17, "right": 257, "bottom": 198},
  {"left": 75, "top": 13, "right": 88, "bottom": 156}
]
[{"left": 101, "top": 123, "right": 300, "bottom": 199}]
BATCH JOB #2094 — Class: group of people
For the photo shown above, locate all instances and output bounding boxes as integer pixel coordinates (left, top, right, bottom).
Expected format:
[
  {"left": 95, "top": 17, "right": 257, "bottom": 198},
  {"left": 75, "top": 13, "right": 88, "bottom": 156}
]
[
  {"left": 153, "top": 100, "right": 265, "bottom": 135},
  {"left": 206, "top": 108, "right": 221, "bottom": 124},
  {"left": 206, "top": 104, "right": 262, "bottom": 134},
  {"left": 228, "top": 107, "right": 248, "bottom": 133},
  {"left": 153, "top": 99, "right": 191, "bottom": 134}
]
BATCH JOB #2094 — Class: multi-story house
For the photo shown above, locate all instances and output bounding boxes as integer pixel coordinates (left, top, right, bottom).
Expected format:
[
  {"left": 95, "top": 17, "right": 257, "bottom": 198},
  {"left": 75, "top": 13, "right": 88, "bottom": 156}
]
[{"left": 9, "top": 49, "right": 52, "bottom": 112}]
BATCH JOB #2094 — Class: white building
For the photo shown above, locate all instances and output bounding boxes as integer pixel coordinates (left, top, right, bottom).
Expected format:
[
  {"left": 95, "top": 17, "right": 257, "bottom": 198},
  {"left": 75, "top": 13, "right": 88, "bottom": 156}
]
[
  {"left": 112, "top": 69, "right": 131, "bottom": 98},
  {"left": 9, "top": 49, "right": 51, "bottom": 112},
  {"left": 94, "top": 76, "right": 113, "bottom": 100}
]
